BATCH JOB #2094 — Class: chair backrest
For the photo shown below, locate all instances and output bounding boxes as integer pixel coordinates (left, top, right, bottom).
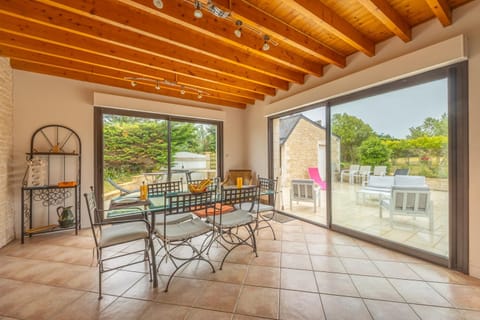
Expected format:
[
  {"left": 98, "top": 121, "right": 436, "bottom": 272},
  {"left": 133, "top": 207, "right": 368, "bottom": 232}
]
[
  {"left": 367, "top": 175, "right": 394, "bottom": 188},
  {"left": 164, "top": 189, "right": 217, "bottom": 225},
  {"left": 307, "top": 168, "right": 327, "bottom": 190},
  {"left": 373, "top": 166, "right": 387, "bottom": 176},
  {"left": 83, "top": 188, "right": 101, "bottom": 248},
  {"left": 148, "top": 180, "right": 183, "bottom": 197},
  {"left": 221, "top": 185, "right": 260, "bottom": 211},
  {"left": 394, "top": 168, "right": 410, "bottom": 175},
  {"left": 390, "top": 186, "right": 431, "bottom": 215},
  {"left": 257, "top": 176, "right": 278, "bottom": 206},
  {"left": 358, "top": 165, "right": 371, "bottom": 174},
  {"left": 291, "top": 179, "right": 315, "bottom": 201},
  {"left": 223, "top": 169, "right": 253, "bottom": 186},
  {"left": 394, "top": 175, "right": 426, "bottom": 187},
  {"left": 350, "top": 164, "right": 360, "bottom": 172}
]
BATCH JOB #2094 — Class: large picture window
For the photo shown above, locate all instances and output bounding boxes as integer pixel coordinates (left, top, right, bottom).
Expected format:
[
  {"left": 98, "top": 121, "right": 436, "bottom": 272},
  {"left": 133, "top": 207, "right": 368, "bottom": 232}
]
[{"left": 94, "top": 108, "right": 223, "bottom": 214}]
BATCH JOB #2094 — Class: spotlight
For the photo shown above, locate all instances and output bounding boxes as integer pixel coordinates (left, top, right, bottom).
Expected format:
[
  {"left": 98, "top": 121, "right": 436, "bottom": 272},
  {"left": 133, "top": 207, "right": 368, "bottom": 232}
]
[
  {"left": 197, "top": 92, "right": 203, "bottom": 99},
  {"left": 262, "top": 35, "right": 270, "bottom": 51},
  {"left": 155, "top": 80, "right": 160, "bottom": 90},
  {"left": 180, "top": 86, "right": 186, "bottom": 95},
  {"left": 234, "top": 20, "right": 243, "bottom": 38},
  {"left": 131, "top": 81, "right": 137, "bottom": 87},
  {"left": 153, "top": 0, "right": 163, "bottom": 9},
  {"left": 194, "top": 0, "right": 203, "bottom": 18}
]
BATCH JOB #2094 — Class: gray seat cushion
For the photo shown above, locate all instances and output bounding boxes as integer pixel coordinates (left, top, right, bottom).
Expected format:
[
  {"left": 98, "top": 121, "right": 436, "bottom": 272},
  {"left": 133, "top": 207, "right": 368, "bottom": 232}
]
[
  {"left": 234, "top": 202, "right": 273, "bottom": 212},
  {"left": 155, "top": 212, "right": 193, "bottom": 225},
  {"left": 155, "top": 218, "right": 211, "bottom": 242},
  {"left": 207, "top": 209, "right": 255, "bottom": 228},
  {"left": 100, "top": 221, "right": 149, "bottom": 247}
]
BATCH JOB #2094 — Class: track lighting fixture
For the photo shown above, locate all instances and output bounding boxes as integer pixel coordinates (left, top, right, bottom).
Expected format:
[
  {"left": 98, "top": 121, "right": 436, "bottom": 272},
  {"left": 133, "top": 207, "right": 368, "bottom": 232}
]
[
  {"left": 153, "top": 0, "right": 163, "bottom": 9},
  {"left": 193, "top": 0, "right": 203, "bottom": 18},
  {"left": 234, "top": 20, "right": 243, "bottom": 38},
  {"left": 262, "top": 35, "right": 270, "bottom": 51},
  {"left": 125, "top": 76, "right": 209, "bottom": 100},
  {"left": 152, "top": 0, "right": 278, "bottom": 53}
]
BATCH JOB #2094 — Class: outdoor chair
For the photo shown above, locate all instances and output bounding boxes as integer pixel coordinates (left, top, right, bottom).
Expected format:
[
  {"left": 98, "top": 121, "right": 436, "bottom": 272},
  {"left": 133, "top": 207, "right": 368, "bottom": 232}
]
[
  {"left": 290, "top": 179, "right": 320, "bottom": 213},
  {"left": 222, "top": 169, "right": 254, "bottom": 186},
  {"left": 372, "top": 166, "right": 387, "bottom": 176},
  {"left": 83, "top": 187, "right": 155, "bottom": 299},
  {"left": 234, "top": 176, "right": 279, "bottom": 240},
  {"left": 207, "top": 185, "right": 260, "bottom": 269},
  {"left": 340, "top": 164, "right": 360, "bottom": 184},
  {"left": 106, "top": 177, "right": 138, "bottom": 196},
  {"left": 394, "top": 168, "right": 410, "bottom": 175},
  {"left": 379, "top": 186, "right": 433, "bottom": 231},
  {"left": 154, "top": 189, "right": 217, "bottom": 292},
  {"left": 308, "top": 167, "right": 327, "bottom": 190},
  {"left": 354, "top": 165, "right": 372, "bottom": 184}
]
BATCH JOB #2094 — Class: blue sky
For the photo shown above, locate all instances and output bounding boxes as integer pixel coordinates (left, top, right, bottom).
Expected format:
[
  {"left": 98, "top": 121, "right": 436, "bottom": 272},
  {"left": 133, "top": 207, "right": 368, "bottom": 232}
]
[{"left": 302, "top": 78, "right": 448, "bottom": 139}]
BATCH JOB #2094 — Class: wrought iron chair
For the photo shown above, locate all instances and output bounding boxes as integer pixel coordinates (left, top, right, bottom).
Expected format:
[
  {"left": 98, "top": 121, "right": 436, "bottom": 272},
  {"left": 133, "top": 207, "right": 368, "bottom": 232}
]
[
  {"left": 207, "top": 185, "right": 260, "bottom": 269},
  {"left": 147, "top": 180, "right": 193, "bottom": 225},
  {"left": 234, "top": 176, "right": 279, "bottom": 239},
  {"left": 83, "top": 187, "right": 154, "bottom": 299},
  {"left": 154, "top": 189, "right": 217, "bottom": 292}
]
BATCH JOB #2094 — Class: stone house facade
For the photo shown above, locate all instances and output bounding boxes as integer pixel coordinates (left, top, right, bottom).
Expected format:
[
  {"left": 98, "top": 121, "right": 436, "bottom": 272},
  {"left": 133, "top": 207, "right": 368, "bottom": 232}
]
[{"left": 279, "top": 115, "right": 341, "bottom": 189}]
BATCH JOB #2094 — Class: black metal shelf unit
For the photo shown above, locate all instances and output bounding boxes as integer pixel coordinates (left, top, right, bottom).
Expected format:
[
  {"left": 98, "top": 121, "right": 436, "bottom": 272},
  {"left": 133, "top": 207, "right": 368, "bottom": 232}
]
[{"left": 21, "top": 125, "right": 82, "bottom": 243}]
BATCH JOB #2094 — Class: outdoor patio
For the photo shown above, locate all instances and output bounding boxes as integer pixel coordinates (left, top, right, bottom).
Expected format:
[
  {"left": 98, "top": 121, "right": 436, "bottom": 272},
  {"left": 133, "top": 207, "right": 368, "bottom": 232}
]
[{"left": 281, "top": 181, "right": 448, "bottom": 257}]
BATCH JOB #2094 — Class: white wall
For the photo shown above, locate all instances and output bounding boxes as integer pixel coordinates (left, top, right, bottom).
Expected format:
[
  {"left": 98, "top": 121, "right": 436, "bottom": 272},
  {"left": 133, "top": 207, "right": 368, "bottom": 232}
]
[
  {"left": 12, "top": 73, "right": 246, "bottom": 234},
  {"left": 245, "top": 0, "right": 480, "bottom": 277}
]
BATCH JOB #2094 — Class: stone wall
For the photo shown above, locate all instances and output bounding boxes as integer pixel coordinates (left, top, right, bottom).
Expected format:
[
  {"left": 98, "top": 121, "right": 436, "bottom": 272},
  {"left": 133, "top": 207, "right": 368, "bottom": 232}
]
[
  {"left": 0, "top": 57, "right": 15, "bottom": 247},
  {"left": 281, "top": 118, "right": 340, "bottom": 188}
]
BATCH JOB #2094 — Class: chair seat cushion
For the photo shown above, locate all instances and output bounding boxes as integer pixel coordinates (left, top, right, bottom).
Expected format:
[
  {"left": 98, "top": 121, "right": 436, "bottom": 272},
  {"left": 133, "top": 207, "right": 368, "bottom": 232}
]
[
  {"left": 155, "top": 219, "right": 211, "bottom": 241},
  {"left": 207, "top": 209, "right": 255, "bottom": 228},
  {"left": 100, "top": 221, "right": 149, "bottom": 247},
  {"left": 192, "top": 204, "right": 234, "bottom": 218}
]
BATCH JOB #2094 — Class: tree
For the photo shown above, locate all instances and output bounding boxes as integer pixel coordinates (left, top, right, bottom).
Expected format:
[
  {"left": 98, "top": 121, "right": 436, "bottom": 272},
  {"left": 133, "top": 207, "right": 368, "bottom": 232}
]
[
  {"left": 407, "top": 113, "right": 448, "bottom": 138},
  {"left": 332, "top": 113, "right": 375, "bottom": 163},
  {"left": 358, "top": 137, "right": 392, "bottom": 168}
]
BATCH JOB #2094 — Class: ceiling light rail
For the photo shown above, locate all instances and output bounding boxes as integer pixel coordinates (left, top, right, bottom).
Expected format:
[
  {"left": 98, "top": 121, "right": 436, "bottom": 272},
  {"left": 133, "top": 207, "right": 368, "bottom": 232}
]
[
  {"left": 153, "top": 0, "right": 277, "bottom": 51},
  {"left": 125, "top": 76, "right": 209, "bottom": 99}
]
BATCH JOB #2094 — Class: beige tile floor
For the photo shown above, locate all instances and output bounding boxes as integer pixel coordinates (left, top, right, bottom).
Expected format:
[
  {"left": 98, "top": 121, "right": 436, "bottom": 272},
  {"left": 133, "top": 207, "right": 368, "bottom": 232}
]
[
  {"left": 281, "top": 182, "right": 449, "bottom": 257},
  {"left": 1, "top": 219, "right": 480, "bottom": 320}
]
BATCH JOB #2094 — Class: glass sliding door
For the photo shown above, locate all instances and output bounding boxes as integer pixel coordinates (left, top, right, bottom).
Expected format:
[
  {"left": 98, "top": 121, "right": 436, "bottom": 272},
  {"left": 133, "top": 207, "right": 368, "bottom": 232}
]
[
  {"left": 271, "top": 105, "right": 329, "bottom": 225},
  {"left": 330, "top": 78, "right": 450, "bottom": 257},
  {"left": 95, "top": 108, "right": 222, "bottom": 214}
]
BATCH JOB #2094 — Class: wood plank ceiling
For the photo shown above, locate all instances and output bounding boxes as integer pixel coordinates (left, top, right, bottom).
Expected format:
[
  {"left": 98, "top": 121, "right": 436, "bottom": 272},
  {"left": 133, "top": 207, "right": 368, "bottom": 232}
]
[{"left": 0, "top": 0, "right": 473, "bottom": 108}]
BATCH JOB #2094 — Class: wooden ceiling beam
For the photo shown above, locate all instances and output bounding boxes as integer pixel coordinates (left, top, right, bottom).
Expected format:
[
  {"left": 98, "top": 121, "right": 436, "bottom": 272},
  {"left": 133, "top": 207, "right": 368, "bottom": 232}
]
[
  {"left": 0, "top": 1, "right": 290, "bottom": 90},
  {"left": 0, "top": 13, "right": 277, "bottom": 96},
  {"left": 283, "top": 0, "right": 375, "bottom": 56},
  {"left": 10, "top": 59, "right": 247, "bottom": 108},
  {"left": 424, "top": 0, "right": 452, "bottom": 26},
  {"left": 358, "top": 0, "right": 411, "bottom": 42},
  {"left": 123, "top": 0, "right": 323, "bottom": 77},
  {"left": 34, "top": 0, "right": 304, "bottom": 84},
  {"left": 0, "top": 46, "right": 256, "bottom": 105},
  {"left": 0, "top": 31, "right": 263, "bottom": 101},
  {"left": 214, "top": 0, "right": 346, "bottom": 68}
]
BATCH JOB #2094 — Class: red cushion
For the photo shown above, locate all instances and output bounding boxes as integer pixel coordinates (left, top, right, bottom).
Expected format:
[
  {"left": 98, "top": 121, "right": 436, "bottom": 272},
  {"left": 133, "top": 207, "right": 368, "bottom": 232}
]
[{"left": 193, "top": 203, "right": 234, "bottom": 218}]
